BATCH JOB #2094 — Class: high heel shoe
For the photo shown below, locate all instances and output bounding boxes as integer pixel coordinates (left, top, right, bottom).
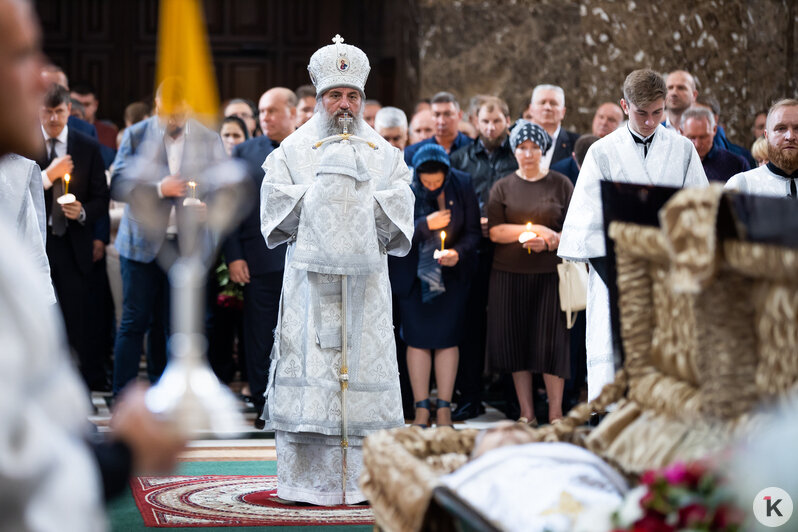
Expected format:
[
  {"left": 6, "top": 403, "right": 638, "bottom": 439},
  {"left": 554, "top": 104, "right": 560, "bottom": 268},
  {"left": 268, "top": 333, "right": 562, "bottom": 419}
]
[
  {"left": 435, "top": 399, "right": 454, "bottom": 428},
  {"left": 517, "top": 416, "right": 539, "bottom": 428},
  {"left": 413, "top": 398, "right": 431, "bottom": 428}
]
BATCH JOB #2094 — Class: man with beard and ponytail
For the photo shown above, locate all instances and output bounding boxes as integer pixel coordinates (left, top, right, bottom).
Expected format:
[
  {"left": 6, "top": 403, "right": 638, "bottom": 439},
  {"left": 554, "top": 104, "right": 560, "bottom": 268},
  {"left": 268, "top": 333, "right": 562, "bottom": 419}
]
[
  {"left": 448, "top": 95, "right": 517, "bottom": 421},
  {"left": 725, "top": 99, "right": 798, "bottom": 197},
  {"left": 259, "top": 35, "right": 414, "bottom": 505}
]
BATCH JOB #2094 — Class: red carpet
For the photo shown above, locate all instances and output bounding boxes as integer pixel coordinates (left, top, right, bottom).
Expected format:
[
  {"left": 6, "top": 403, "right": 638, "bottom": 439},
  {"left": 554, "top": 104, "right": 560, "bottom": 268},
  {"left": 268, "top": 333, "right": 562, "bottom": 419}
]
[{"left": 131, "top": 475, "right": 375, "bottom": 527}]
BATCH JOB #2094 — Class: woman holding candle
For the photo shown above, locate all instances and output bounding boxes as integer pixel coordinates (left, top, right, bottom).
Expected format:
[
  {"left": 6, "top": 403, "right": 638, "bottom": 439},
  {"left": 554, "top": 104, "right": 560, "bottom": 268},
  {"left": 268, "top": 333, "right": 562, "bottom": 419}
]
[
  {"left": 390, "top": 144, "right": 480, "bottom": 427},
  {"left": 486, "top": 120, "right": 574, "bottom": 425}
]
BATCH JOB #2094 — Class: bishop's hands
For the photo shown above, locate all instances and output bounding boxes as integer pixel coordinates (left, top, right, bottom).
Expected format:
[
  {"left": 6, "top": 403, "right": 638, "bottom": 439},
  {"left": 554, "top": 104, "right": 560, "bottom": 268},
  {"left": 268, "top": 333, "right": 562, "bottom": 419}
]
[{"left": 110, "top": 383, "right": 187, "bottom": 474}]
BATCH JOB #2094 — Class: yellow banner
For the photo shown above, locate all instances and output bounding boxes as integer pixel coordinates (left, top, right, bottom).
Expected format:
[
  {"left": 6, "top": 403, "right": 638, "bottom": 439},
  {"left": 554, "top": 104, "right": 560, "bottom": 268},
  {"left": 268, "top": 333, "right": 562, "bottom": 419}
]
[{"left": 155, "top": 0, "right": 218, "bottom": 121}]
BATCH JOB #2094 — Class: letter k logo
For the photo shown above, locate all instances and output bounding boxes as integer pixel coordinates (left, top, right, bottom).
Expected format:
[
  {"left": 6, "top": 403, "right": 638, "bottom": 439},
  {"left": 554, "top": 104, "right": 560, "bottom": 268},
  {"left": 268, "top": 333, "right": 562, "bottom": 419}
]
[
  {"left": 755, "top": 487, "right": 792, "bottom": 526},
  {"left": 765, "top": 496, "right": 784, "bottom": 517}
]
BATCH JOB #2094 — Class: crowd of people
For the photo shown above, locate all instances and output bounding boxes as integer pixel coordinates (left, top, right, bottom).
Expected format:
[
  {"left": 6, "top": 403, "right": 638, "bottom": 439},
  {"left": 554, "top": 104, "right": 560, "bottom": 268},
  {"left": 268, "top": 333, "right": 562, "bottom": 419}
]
[
  {"left": 2, "top": 0, "right": 797, "bottom": 520},
  {"left": 33, "top": 55, "right": 784, "bottom": 431}
]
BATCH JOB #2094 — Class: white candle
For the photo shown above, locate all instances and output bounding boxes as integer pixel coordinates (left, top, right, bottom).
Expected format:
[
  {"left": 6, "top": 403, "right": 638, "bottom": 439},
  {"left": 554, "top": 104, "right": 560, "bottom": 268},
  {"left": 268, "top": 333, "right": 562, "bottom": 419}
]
[
  {"left": 518, "top": 222, "right": 537, "bottom": 254},
  {"left": 440, "top": 230, "right": 446, "bottom": 252}
]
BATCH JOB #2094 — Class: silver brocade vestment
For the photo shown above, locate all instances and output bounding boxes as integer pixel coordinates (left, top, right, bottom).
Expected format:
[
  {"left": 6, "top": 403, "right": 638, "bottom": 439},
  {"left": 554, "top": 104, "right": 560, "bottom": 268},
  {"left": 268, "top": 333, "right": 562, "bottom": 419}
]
[
  {"left": 725, "top": 164, "right": 796, "bottom": 197},
  {"left": 259, "top": 114, "right": 414, "bottom": 504},
  {"left": 558, "top": 125, "right": 708, "bottom": 401},
  {"left": 0, "top": 207, "right": 105, "bottom": 530},
  {"left": 0, "top": 154, "right": 56, "bottom": 304}
]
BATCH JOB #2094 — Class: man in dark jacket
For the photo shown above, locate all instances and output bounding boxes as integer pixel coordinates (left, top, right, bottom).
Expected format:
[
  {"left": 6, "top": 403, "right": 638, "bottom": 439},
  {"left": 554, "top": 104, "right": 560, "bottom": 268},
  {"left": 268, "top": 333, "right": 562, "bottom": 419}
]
[
  {"left": 222, "top": 87, "right": 291, "bottom": 427},
  {"left": 680, "top": 106, "right": 749, "bottom": 183},
  {"left": 448, "top": 96, "right": 517, "bottom": 420}
]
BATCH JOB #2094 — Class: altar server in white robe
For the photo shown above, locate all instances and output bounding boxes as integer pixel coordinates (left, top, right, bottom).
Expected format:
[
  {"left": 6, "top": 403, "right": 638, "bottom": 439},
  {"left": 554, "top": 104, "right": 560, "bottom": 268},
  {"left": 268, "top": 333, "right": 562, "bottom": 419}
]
[
  {"left": 260, "top": 35, "right": 414, "bottom": 505},
  {"left": 725, "top": 98, "right": 798, "bottom": 197},
  {"left": 559, "top": 69, "right": 708, "bottom": 402},
  {"left": 0, "top": 153, "right": 55, "bottom": 304}
]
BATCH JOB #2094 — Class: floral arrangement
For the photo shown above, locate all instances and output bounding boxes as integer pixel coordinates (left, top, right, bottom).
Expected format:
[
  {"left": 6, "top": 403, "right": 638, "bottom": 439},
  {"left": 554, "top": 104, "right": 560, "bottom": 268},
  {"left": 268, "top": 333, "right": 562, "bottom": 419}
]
[
  {"left": 609, "top": 461, "right": 744, "bottom": 531},
  {"left": 215, "top": 260, "right": 244, "bottom": 310}
]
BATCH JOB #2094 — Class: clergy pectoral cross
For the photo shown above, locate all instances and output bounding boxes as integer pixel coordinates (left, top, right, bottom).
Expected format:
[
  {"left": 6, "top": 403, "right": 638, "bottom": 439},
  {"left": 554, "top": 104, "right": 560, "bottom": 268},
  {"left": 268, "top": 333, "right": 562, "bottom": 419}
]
[
  {"left": 311, "top": 112, "right": 378, "bottom": 151},
  {"left": 339, "top": 112, "right": 353, "bottom": 136},
  {"left": 330, "top": 185, "right": 356, "bottom": 214}
]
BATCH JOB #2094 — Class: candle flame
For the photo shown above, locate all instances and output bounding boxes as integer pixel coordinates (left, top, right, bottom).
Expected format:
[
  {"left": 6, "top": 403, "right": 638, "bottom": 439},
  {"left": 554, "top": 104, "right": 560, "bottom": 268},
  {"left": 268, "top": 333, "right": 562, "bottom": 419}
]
[
  {"left": 440, "top": 231, "right": 446, "bottom": 252},
  {"left": 64, "top": 174, "right": 70, "bottom": 183},
  {"left": 526, "top": 222, "right": 532, "bottom": 231},
  {"left": 188, "top": 180, "right": 196, "bottom": 188}
]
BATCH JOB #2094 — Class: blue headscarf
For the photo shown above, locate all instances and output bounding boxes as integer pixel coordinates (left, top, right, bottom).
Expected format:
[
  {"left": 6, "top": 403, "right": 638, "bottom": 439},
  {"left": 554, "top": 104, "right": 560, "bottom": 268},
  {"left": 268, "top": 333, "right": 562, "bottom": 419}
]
[
  {"left": 411, "top": 144, "right": 451, "bottom": 217},
  {"left": 410, "top": 144, "right": 450, "bottom": 303}
]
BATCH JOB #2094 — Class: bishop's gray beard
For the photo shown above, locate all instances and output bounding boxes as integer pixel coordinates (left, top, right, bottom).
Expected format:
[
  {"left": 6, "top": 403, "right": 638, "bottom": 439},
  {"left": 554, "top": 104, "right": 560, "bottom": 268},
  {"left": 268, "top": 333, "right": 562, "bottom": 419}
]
[{"left": 316, "top": 100, "right": 364, "bottom": 137}]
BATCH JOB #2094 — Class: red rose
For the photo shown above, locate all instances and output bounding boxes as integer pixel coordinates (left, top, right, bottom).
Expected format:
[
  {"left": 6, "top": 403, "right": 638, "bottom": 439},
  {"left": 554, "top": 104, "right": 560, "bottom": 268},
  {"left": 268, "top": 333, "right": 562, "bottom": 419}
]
[
  {"left": 712, "top": 503, "right": 745, "bottom": 528},
  {"left": 663, "top": 462, "right": 688, "bottom": 485},
  {"left": 678, "top": 503, "right": 708, "bottom": 527},
  {"left": 631, "top": 513, "right": 675, "bottom": 532},
  {"left": 641, "top": 470, "right": 658, "bottom": 486}
]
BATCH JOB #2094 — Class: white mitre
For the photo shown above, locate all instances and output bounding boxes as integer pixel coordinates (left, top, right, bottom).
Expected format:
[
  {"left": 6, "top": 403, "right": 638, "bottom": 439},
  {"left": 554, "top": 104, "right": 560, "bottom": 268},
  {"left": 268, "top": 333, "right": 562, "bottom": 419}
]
[{"left": 308, "top": 34, "right": 370, "bottom": 96}]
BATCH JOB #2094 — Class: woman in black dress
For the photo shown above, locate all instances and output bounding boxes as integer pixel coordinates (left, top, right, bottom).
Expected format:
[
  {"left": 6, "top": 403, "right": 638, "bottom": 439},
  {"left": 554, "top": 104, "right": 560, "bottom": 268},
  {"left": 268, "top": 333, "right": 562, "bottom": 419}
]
[
  {"left": 392, "top": 144, "right": 480, "bottom": 427},
  {"left": 486, "top": 120, "right": 573, "bottom": 425}
]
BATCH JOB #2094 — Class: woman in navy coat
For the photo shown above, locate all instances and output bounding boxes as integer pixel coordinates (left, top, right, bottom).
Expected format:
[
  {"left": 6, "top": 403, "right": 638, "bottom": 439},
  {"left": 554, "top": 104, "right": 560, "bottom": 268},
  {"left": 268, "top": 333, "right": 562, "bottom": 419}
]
[{"left": 390, "top": 144, "right": 480, "bottom": 427}]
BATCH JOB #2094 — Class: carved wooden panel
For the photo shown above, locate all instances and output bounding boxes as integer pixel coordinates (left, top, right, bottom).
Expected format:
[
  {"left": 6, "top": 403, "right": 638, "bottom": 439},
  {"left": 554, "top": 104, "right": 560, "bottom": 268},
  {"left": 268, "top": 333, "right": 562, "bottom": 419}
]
[{"left": 37, "top": 0, "right": 419, "bottom": 126}]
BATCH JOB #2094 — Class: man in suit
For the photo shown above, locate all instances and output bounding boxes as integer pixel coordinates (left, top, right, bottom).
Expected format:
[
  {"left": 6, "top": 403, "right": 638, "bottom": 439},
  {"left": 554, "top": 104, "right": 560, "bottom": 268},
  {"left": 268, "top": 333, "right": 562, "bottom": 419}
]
[
  {"left": 223, "top": 86, "right": 291, "bottom": 427},
  {"left": 37, "top": 83, "right": 109, "bottom": 389},
  {"left": 527, "top": 84, "right": 580, "bottom": 169},
  {"left": 110, "top": 78, "right": 226, "bottom": 395},
  {"left": 404, "top": 92, "right": 472, "bottom": 166}
]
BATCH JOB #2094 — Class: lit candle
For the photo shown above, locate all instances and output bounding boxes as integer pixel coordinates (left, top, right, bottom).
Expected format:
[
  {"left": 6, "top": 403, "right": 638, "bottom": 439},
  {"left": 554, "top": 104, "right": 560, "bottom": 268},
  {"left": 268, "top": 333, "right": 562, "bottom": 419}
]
[
  {"left": 64, "top": 173, "right": 70, "bottom": 196},
  {"left": 440, "top": 230, "right": 446, "bottom": 252},
  {"left": 188, "top": 180, "right": 197, "bottom": 199},
  {"left": 526, "top": 222, "right": 532, "bottom": 254}
]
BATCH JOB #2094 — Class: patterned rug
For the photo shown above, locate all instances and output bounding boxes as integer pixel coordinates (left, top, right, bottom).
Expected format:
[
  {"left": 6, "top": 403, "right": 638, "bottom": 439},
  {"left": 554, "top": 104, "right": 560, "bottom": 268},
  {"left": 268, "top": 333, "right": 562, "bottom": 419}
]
[{"left": 131, "top": 475, "right": 375, "bottom": 528}]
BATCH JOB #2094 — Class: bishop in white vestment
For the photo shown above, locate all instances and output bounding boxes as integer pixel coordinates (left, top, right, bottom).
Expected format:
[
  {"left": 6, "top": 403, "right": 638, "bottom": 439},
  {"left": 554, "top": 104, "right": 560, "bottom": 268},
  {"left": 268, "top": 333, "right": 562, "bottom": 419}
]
[
  {"left": 260, "top": 36, "right": 414, "bottom": 505},
  {"left": 558, "top": 70, "right": 708, "bottom": 402}
]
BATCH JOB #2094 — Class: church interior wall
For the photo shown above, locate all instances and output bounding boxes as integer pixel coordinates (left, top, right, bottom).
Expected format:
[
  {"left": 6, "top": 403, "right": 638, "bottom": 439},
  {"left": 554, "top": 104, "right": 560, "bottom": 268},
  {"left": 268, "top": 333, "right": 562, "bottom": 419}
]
[{"left": 416, "top": 0, "right": 797, "bottom": 146}]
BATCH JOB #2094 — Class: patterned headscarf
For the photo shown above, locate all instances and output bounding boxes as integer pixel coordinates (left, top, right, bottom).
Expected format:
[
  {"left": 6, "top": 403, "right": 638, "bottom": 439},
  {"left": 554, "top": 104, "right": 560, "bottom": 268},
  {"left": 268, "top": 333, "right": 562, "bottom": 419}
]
[{"left": 509, "top": 119, "right": 552, "bottom": 153}]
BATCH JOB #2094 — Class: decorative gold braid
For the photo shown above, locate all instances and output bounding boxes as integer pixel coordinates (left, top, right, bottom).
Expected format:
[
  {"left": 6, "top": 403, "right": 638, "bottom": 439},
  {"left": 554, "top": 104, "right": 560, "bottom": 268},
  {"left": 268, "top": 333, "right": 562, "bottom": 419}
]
[
  {"left": 361, "top": 427, "right": 479, "bottom": 532},
  {"left": 725, "top": 240, "right": 798, "bottom": 398}
]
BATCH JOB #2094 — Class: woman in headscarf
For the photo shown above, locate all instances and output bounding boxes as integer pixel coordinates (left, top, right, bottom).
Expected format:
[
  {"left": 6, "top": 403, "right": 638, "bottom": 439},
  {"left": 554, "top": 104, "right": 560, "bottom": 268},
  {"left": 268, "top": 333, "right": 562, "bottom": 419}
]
[
  {"left": 485, "top": 120, "right": 574, "bottom": 426},
  {"left": 390, "top": 144, "right": 480, "bottom": 427}
]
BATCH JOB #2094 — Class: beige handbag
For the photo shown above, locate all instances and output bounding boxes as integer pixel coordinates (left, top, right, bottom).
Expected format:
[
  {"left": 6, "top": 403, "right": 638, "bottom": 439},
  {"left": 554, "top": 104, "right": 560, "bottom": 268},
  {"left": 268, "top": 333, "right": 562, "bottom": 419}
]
[{"left": 557, "top": 260, "right": 588, "bottom": 329}]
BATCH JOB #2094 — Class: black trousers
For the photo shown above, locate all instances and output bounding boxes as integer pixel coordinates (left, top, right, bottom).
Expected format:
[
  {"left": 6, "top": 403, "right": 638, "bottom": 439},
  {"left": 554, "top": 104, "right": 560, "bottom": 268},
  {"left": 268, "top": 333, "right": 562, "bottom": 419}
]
[
  {"left": 242, "top": 271, "right": 283, "bottom": 409},
  {"left": 455, "top": 248, "right": 492, "bottom": 403},
  {"left": 83, "top": 254, "right": 114, "bottom": 388},
  {"left": 47, "top": 233, "right": 90, "bottom": 380},
  {"left": 392, "top": 294, "right": 414, "bottom": 417}
]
